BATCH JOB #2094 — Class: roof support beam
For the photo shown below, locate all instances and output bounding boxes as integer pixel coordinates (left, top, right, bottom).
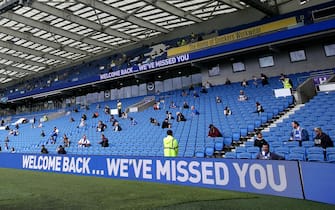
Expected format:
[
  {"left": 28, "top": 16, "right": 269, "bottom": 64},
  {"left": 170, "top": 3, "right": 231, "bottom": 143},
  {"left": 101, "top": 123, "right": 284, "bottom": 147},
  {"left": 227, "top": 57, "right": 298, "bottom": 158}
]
[
  {"left": 144, "top": 0, "right": 202, "bottom": 23},
  {"left": 0, "top": 40, "right": 69, "bottom": 62},
  {"left": 0, "top": 25, "right": 88, "bottom": 56},
  {"left": 1, "top": 11, "right": 112, "bottom": 49},
  {"left": 241, "top": 0, "right": 278, "bottom": 16},
  {"left": 30, "top": 1, "right": 140, "bottom": 41},
  {"left": 218, "top": 0, "right": 244, "bottom": 10},
  {"left": 0, "top": 64, "right": 33, "bottom": 74},
  {"left": 0, "top": 52, "right": 46, "bottom": 68},
  {"left": 76, "top": 0, "right": 169, "bottom": 34}
]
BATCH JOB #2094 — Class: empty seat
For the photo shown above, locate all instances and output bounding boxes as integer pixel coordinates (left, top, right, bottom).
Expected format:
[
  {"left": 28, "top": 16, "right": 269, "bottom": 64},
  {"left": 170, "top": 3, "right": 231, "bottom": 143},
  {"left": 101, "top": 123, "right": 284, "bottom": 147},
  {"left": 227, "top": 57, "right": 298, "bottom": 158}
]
[
  {"left": 238, "top": 152, "right": 252, "bottom": 159},
  {"left": 224, "top": 152, "right": 237, "bottom": 159},
  {"left": 308, "top": 153, "right": 325, "bottom": 162},
  {"left": 287, "top": 153, "right": 305, "bottom": 161}
]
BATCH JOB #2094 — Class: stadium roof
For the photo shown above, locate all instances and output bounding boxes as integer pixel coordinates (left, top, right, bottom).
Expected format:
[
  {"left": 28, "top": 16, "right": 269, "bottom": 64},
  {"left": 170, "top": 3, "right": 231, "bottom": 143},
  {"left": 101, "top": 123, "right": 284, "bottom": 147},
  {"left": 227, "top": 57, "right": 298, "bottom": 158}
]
[{"left": 0, "top": 0, "right": 301, "bottom": 85}]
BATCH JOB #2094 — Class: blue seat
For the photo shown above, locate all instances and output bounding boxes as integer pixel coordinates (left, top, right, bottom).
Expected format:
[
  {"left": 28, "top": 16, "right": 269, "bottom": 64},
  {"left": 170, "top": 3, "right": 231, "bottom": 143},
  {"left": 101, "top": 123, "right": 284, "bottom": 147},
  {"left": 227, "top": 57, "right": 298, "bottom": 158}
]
[
  {"left": 290, "top": 147, "right": 305, "bottom": 155},
  {"left": 302, "top": 141, "right": 315, "bottom": 148},
  {"left": 247, "top": 146, "right": 260, "bottom": 154},
  {"left": 225, "top": 152, "right": 236, "bottom": 159},
  {"left": 223, "top": 136, "right": 232, "bottom": 146},
  {"left": 205, "top": 147, "right": 214, "bottom": 157},
  {"left": 235, "top": 147, "right": 246, "bottom": 153},
  {"left": 270, "top": 141, "right": 283, "bottom": 149},
  {"left": 284, "top": 141, "right": 300, "bottom": 148},
  {"left": 307, "top": 147, "right": 324, "bottom": 155},
  {"left": 287, "top": 153, "right": 305, "bottom": 161},
  {"left": 326, "top": 147, "right": 335, "bottom": 159},
  {"left": 238, "top": 152, "right": 252, "bottom": 159},
  {"left": 240, "top": 128, "right": 248, "bottom": 137},
  {"left": 327, "top": 154, "right": 335, "bottom": 163},
  {"left": 275, "top": 147, "right": 290, "bottom": 154},
  {"left": 214, "top": 142, "right": 224, "bottom": 151},
  {"left": 308, "top": 153, "right": 325, "bottom": 162},
  {"left": 244, "top": 141, "right": 255, "bottom": 148},
  {"left": 232, "top": 132, "right": 241, "bottom": 142},
  {"left": 195, "top": 151, "right": 205, "bottom": 158}
]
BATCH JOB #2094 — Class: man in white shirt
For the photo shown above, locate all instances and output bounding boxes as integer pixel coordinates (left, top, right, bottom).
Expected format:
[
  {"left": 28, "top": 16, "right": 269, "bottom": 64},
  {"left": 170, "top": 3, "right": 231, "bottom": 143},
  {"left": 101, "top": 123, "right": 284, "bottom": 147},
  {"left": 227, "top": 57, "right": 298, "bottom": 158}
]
[{"left": 78, "top": 135, "right": 91, "bottom": 147}]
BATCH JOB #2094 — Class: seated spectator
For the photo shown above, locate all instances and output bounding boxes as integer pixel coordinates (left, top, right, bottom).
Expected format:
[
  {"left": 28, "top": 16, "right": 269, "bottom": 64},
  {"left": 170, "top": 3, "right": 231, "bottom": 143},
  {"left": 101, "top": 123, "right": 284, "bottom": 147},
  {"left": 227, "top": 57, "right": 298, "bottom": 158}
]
[
  {"left": 256, "top": 143, "right": 284, "bottom": 160},
  {"left": 176, "top": 112, "right": 186, "bottom": 122},
  {"left": 254, "top": 102, "right": 264, "bottom": 115},
  {"left": 15, "top": 124, "right": 19, "bottom": 130},
  {"left": 161, "top": 118, "right": 172, "bottom": 129},
  {"left": 224, "top": 106, "right": 232, "bottom": 116},
  {"left": 92, "top": 112, "right": 99, "bottom": 118},
  {"left": 183, "top": 101, "right": 190, "bottom": 109},
  {"left": 4, "top": 136, "right": 9, "bottom": 143},
  {"left": 313, "top": 127, "right": 334, "bottom": 149},
  {"left": 50, "top": 127, "right": 59, "bottom": 144},
  {"left": 166, "top": 111, "right": 174, "bottom": 120},
  {"left": 241, "top": 79, "right": 248, "bottom": 88},
  {"left": 81, "top": 114, "right": 87, "bottom": 121},
  {"left": 121, "top": 112, "right": 128, "bottom": 119},
  {"left": 189, "top": 85, "right": 194, "bottom": 92},
  {"left": 252, "top": 76, "right": 258, "bottom": 87},
  {"left": 238, "top": 90, "right": 248, "bottom": 101},
  {"left": 11, "top": 147, "right": 15, "bottom": 153},
  {"left": 110, "top": 115, "right": 118, "bottom": 126},
  {"left": 63, "top": 134, "right": 70, "bottom": 147},
  {"left": 113, "top": 122, "right": 122, "bottom": 132},
  {"left": 4, "top": 142, "right": 9, "bottom": 150},
  {"left": 191, "top": 106, "right": 200, "bottom": 116},
  {"left": 200, "top": 86, "right": 208, "bottom": 94},
  {"left": 70, "top": 117, "right": 75, "bottom": 122},
  {"left": 169, "top": 101, "right": 177, "bottom": 109},
  {"left": 290, "top": 121, "right": 309, "bottom": 146},
  {"left": 216, "top": 96, "right": 222, "bottom": 103},
  {"left": 78, "top": 118, "right": 86, "bottom": 128},
  {"left": 41, "top": 145, "right": 49, "bottom": 154},
  {"left": 104, "top": 106, "right": 110, "bottom": 114},
  {"left": 130, "top": 117, "right": 137, "bottom": 126},
  {"left": 181, "top": 90, "right": 188, "bottom": 97},
  {"left": 57, "top": 145, "right": 66, "bottom": 154},
  {"left": 41, "top": 130, "right": 46, "bottom": 137},
  {"left": 260, "top": 73, "right": 269, "bottom": 86},
  {"left": 153, "top": 102, "right": 160, "bottom": 110},
  {"left": 99, "top": 134, "right": 109, "bottom": 147},
  {"left": 78, "top": 135, "right": 91, "bottom": 147},
  {"left": 97, "top": 120, "right": 107, "bottom": 132},
  {"left": 193, "top": 91, "right": 199, "bottom": 98},
  {"left": 208, "top": 124, "right": 223, "bottom": 137},
  {"left": 254, "top": 132, "right": 268, "bottom": 150},
  {"left": 205, "top": 81, "right": 212, "bottom": 89},
  {"left": 150, "top": 118, "right": 160, "bottom": 126},
  {"left": 225, "top": 78, "right": 231, "bottom": 85}
]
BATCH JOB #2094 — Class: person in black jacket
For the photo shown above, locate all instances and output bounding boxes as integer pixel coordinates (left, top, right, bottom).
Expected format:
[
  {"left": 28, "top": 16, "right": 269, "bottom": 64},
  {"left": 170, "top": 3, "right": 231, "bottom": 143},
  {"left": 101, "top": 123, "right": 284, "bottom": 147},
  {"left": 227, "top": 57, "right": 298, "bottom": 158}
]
[
  {"left": 256, "top": 143, "right": 284, "bottom": 160},
  {"left": 99, "top": 134, "right": 109, "bottom": 147},
  {"left": 314, "top": 127, "right": 334, "bottom": 149},
  {"left": 254, "top": 132, "right": 268, "bottom": 150}
]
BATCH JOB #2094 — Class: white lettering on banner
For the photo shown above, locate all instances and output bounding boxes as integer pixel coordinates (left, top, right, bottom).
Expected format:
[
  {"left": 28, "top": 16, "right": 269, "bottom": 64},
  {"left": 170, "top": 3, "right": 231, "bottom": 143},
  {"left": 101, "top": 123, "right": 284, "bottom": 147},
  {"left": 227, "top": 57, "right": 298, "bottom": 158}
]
[
  {"left": 202, "top": 162, "right": 214, "bottom": 185},
  {"left": 156, "top": 159, "right": 171, "bottom": 180},
  {"left": 176, "top": 161, "right": 188, "bottom": 182},
  {"left": 214, "top": 162, "right": 229, "bottom": 186},
  {"left": 106, "top": 158, "right": 153, "bottom": 179},
  {"left": 23, "top": 155, "right": 62, "bottom": 171},
  {"left": 233, "top": 163, "right": 287, "bottom": 192},
  {"left": 62, "top": 157, "right": 91, "bottom": 174}
]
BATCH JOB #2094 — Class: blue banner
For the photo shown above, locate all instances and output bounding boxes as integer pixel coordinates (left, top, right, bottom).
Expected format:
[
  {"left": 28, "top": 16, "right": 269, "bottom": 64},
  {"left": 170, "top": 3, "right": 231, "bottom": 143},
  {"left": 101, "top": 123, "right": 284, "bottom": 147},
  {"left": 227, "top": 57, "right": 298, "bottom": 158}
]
[
  {"left": 0, "top": 153, "right": 303, "bottom": 199},
  {"left": 300, "top": 162, "right": 335, "bottom": 205}
]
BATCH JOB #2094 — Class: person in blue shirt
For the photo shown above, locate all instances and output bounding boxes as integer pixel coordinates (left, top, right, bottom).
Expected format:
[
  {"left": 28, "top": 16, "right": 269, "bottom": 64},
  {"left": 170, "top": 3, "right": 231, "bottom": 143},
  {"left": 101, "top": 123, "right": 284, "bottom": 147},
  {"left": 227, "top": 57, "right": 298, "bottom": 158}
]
[{"left": 290, "top": 121, "right": 309, "bottom": 146}]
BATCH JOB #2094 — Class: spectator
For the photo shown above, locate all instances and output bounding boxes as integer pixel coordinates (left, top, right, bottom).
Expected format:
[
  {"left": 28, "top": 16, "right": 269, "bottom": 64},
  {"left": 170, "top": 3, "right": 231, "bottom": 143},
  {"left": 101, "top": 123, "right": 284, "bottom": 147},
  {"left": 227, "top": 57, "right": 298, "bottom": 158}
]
[
  {"left": 99, "top": 134, "right": 109, "bottom": 147},
  {"left": 166, "top": 111, "right": 174, "bottom": 120},
  {"left": 238, "top": 90, "right": 248, "bottom": 101},
  {"left": 153, "top": 102, "right": 160, "bottom": 110},
  {"left": 256, "top": 143, "right": 284, "bottom": 160},
  {"left": 41, "top": 130, "right": 46, "bottom": 137},
  {"left": 81, "top": 114, "right": 87, "bottom": 121},
  {"left": 163, "top": 130, "right": 179, "bottom": 157},
  {"left": 57, "top": 145, "right": 66, "bottom": 154},
  {"left": 169, "top": 101, "right": 177, "bottom": 109},
  {"left": 4, "top": 136, "right": 9, "bottom": 143},
  {"left": 32, "top": 116, "right": 36, "bottom": 128},
  {"left": 280, "top": 74, "right": 293, "bottom": 91},
  {"left": 188, "top": 85, "right": 194, "bottom": 92},
  {"left": 183, "top": 101, "right": 190, "bottom": 109},
  {"left": 216, "top": 96, "right": 222, "bottom": 103},
  {"left": 97, "top": 120, "right": 107, "bottom": 132},
  {"left": 41, "top": 145, "right": 49, "bottom": 154},
  {"left": 121, "top": 112, "right": 128, "bottom": 119},
  {"left": 241, "top": 79, "right": 248, "bottom": 88},
  {"left": 176, "top": 112, "right": 186, "bottom": 122},
  {"left": 63, "top": 134, "right": 70, "bottom": 147},
  {"left": 78, "top": 135, "right": 91, "bottom": 147},
  {"left": 224, "top": 106, "right": 232, "bottom": 116},
  {"left": 252, "top": 76, "right": 258, "bottom": 87},
  {"left": 205, "top": 81, "right": 212, "bottom": 89},
  {"left": 254, "top": 132, "right": 268, "bottom": 150},
  {"left": 200, "top": 86, "right": 208, "bottom": 94},
  {"left": 260, "top": 73, "right": 269, "bottom": 86},
  {"left": 225, "top": 78, "right": 231, "bottom": 85},
  {"left": 10, "top": 147, "right": 15, "bottom": 153},
  {"left": 92, "top": 112, "right": 99, "bottom": 118},
  {"left": 208, "top": 124, "right": 223, "bottom": 137},
  {"left": 161, "top": 118, "right": 171, "bottom": 129},
  {"left": 150, "top": 118, "right": 160, "bottom": 126},
  {"left": 113, "top": 122, "right": 122, "bottom": 132},
  {"left": 70, "top": 117, "right": 75, "bottom": 122},
  {"left": 110, "top": 115, "right": 118, "bottom": 126},
  {"left": 191, "top": 106, "right": 200, "bottom": 116},
  {"left": 193, "top": 91, "right": 199, "bottom": 98},
  {"left": 181, "top": 90, "right": 188, "bottom": 97},
  {"left": 78, "top": 118, "right": 86, "bottom": 128},
  {"left": 255, "top": 102, "right": 264, "bottom": 115},
  {"left": 117, "top": 100, "right": 122, "bottom": 117},
  {"left": 130, "top": 117, "right": 137, "bottom": 126},
  {"left": 50, "top": 127, "right": 59, "bottom": 144},
  {"left": 290, "top": 121, "right": 309, "bottom": 146},
  {"left": 313, "top": 127, "right": 334, "bottom": 149}
]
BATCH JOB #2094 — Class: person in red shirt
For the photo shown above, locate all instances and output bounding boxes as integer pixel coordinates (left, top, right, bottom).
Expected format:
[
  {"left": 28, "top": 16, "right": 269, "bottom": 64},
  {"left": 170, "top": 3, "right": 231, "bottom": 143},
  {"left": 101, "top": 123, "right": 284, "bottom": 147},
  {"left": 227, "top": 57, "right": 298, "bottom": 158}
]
[{"left": 208, "top": 124, "right": 223, "bottom": 137}]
